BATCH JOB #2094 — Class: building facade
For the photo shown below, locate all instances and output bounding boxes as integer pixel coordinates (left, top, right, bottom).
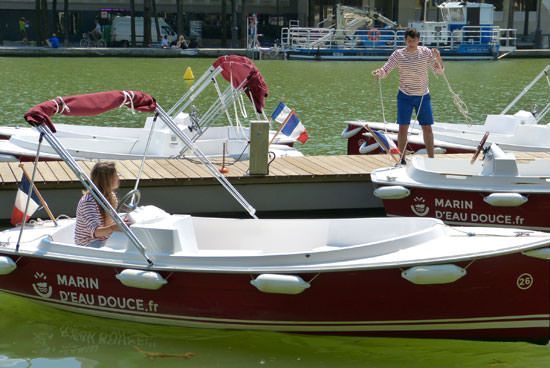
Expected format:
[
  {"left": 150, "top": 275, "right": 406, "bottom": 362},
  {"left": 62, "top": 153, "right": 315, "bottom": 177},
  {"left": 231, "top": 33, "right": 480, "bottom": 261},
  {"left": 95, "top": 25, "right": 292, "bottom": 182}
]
[{"left": 0, "top": 0, "right": 547, "bottom": 47}]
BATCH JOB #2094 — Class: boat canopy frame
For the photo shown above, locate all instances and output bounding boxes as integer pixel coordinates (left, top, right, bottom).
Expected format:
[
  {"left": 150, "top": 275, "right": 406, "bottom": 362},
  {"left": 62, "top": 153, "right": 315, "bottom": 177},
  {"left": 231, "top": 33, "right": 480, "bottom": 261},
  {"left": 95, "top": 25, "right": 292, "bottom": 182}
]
[{"left": 20, "top": 90, "right": 259, "bottom": 266}]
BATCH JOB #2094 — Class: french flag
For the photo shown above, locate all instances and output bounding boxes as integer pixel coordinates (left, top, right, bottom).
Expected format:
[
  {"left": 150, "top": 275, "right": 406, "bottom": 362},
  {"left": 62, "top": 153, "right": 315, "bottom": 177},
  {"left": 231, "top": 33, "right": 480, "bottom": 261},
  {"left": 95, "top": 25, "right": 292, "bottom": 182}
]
[
  {"left": 271, "top": 102, "right": 309, "bottom": 144},
  {"left": 372, "top": 130, "right": 400, "bottom": 154},
  {"left": 11, "top": 175, "right": 41, "bottom": 226}
]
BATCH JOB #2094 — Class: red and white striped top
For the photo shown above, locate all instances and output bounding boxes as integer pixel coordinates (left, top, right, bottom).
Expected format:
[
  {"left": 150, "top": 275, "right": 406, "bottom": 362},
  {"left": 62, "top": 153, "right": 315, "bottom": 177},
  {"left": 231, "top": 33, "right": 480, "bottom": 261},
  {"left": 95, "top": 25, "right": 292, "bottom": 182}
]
[
  {"left": 75, "top": 192, "right": 108, "bottom": 246},
  {"left": 380, "top": 46, "right": 444, "bottom": 96}
]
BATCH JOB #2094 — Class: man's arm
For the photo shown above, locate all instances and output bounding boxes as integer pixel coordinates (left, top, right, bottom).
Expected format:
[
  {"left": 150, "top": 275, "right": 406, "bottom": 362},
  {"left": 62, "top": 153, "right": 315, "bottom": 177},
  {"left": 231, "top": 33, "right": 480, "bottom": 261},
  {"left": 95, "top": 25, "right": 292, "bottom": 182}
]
[
  {"left": 431, "top": 48, "right": 444, "bottom": 75},
  {"left": 372, "top": 51, "right": 398, "bottom": 79}
]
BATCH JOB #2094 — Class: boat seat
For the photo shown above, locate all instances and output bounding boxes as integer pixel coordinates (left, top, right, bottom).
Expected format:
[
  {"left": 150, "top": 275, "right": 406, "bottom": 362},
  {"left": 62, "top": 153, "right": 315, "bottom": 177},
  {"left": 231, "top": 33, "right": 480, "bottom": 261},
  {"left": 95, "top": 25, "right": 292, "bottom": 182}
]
[
  {"left": 512, "top": 125, "right": 550, "bottom": 146},
  {"left": 481, "top": 144, "right": 518, "bottom": 176},
  {"left": 483, "top": 115, "right": 521, "bottom": 134},
  {"left": 126, "top": 206, "right": 197, "bottom": 254}
]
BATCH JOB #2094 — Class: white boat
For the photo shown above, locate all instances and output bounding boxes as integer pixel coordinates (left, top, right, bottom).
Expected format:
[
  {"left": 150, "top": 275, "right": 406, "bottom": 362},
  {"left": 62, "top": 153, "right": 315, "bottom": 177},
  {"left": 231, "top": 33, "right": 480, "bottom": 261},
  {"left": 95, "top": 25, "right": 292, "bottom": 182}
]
[
  {"left": 3, "top": 89, "right": 550, "bottom": 342},
  {"left": 0, "top": 55, "right": 303, "bottom": 162},
  {"left": 0, "top": 114, "right": 301, "bottom": 162},
  {"left": 282, "top": 2, "right": 516, "bottom": 61},
  {"left": 371, "top": 143, "right": 550, "bottom": 230},
  {"left": 342, "top": 65, "right": 549, "bottom": 155}
]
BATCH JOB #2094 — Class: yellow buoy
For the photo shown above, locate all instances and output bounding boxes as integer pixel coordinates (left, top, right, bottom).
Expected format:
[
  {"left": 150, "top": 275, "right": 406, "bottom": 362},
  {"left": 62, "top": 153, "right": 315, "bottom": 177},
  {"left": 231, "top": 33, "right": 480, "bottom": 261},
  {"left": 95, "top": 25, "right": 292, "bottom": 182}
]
[{"left": 183, "top": 66, "right": 195, "bottom": 80}]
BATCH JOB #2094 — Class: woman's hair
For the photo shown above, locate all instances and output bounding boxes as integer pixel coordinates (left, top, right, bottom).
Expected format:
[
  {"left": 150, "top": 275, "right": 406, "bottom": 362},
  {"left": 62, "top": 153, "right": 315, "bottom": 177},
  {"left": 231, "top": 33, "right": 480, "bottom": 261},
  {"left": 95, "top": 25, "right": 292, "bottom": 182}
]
[{"left": 90, "top": 162, "right": 118, "bottom": 220}]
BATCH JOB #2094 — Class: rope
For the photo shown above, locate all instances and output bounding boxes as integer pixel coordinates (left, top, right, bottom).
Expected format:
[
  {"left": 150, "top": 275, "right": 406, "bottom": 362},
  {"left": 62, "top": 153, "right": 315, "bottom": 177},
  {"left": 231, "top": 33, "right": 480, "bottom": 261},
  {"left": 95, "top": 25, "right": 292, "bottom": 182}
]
[
  {"left": 120, "top": 90, "right": 136, "bottom": 114},
  {"left": 52, "top": 96, "right": 70, "bottom": 114},
  {"left": 441, "top": 72, "right": 472, "bottom": 123},
  {"left": 377, "top": 77, "right": 387, "bottom": 125}
]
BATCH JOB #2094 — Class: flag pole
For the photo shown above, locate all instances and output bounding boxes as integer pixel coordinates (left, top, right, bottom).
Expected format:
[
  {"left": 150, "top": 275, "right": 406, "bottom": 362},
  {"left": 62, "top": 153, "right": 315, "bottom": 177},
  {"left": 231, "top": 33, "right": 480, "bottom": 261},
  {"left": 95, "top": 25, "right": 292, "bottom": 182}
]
[
  {"left": 364, "top": 125, "right": 400, "bottom": 163},
  {"left": 18, "top": 163, "right": 57, "bottom": 225},
  {"left": 269, "top": 109, "right": 295, "bottom": 146}
]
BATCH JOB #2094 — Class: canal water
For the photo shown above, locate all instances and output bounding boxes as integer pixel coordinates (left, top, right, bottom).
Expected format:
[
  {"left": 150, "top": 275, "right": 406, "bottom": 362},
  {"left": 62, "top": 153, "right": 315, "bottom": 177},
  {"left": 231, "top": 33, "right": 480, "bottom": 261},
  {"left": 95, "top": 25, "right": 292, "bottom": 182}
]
[{"left": 0, "top": 57, "right": 549, "bottom": 366}]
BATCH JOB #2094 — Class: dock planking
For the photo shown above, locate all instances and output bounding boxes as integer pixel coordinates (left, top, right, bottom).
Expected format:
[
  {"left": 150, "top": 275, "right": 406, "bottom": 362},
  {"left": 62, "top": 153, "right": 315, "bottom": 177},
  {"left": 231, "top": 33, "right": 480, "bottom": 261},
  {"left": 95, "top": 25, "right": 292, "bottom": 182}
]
[
  {"left": 1, "top": 151, "right": 549, "bottom": 188},
  {"left": 2, "top": 152, "right": 550, "bottom": 221},
  {"left": 0, "top": 155, "right": 377, "bottom": 187}
]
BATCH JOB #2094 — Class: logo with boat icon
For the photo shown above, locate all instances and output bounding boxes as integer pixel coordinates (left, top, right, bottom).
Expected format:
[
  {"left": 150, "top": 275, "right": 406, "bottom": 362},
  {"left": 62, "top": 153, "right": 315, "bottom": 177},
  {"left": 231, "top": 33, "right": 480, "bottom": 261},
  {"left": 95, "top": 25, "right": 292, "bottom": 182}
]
[
  {"left": 410, "top": 196, "right": 430, "bottom": 216},
  {"left": 32, "top": 272, "right": 53, "bottom": 298}
]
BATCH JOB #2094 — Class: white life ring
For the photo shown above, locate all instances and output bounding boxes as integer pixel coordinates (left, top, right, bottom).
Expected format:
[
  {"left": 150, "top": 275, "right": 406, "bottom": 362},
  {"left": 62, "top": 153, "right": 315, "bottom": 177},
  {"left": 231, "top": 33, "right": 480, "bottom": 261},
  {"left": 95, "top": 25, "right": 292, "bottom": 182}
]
[
  {"left": 341, "top": 126, "right": 364, "bottom": 140},
  {"left": 359, "top": 140, "right": 380, "bottom": 154}
]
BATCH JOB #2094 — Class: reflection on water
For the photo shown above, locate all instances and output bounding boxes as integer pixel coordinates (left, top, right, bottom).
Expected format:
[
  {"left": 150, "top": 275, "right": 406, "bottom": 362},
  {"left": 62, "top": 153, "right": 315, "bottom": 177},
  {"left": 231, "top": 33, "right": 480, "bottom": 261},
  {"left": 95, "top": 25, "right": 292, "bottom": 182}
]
[{"left": 0, "top": 293, "right": 549, "bottom": 367}]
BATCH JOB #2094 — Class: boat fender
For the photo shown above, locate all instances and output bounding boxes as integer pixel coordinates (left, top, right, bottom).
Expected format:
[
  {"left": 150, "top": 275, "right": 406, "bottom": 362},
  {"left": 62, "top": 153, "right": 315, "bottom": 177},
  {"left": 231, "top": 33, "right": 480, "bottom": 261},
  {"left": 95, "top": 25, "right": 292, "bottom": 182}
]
[
  {"left": 0, "top": 256, "right": 16, "bottom": 275},
  {"left": 250, "top": 274, "right": 310, "bottom": 295},
  {"left": 373, "top": 186, "right": 410, "bottom": 200},
  {"left": 523, "top": 248, "right": 550, "bottom": 260},
  {"left": 116, "top": 269, "right": 167, "bottom": 290},
  {"left": 359, "top": 141, "right": 380, "bottom": 154},
  {"left": 402, "top": 264, "right": 466, "bottom": 285},
  {"left": 483, "top": 193, "right": 527, "bottom": 207},
  {"left": 341, "top": 126, "right": 363, "bottom": 140}
]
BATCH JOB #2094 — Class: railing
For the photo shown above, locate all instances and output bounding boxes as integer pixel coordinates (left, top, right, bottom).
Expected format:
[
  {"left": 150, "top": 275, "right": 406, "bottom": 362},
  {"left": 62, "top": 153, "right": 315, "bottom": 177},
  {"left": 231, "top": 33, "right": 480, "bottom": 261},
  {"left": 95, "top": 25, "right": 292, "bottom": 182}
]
[{"left": 281, "top": 25, "right": 516, "bottom": 54}]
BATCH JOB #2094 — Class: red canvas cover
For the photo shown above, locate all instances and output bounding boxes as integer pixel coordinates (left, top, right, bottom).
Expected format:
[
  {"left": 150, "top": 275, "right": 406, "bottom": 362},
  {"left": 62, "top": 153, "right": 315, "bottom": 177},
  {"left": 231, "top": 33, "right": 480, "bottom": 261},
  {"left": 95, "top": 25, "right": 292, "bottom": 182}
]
[
  {"left": 213, "top": 55, "right": 268, "bottom": 113},
  {"left": 24, "top": 90, "right": 156, "bottom": 132}
]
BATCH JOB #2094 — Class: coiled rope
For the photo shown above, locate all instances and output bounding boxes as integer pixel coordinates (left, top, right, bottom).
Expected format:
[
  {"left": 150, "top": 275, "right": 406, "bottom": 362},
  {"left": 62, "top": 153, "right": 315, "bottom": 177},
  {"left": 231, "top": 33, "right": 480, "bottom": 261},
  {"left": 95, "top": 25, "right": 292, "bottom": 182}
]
[{"left": 441, "top": 71, "right": 472, "bottom": 123}]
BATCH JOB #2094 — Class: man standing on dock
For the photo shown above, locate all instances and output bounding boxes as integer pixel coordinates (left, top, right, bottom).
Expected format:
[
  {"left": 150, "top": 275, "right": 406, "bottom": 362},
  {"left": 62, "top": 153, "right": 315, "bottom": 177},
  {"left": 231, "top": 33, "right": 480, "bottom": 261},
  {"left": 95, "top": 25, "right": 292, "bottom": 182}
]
[{"left": 372, "top": 28, "right": 444, "bottom": 161}]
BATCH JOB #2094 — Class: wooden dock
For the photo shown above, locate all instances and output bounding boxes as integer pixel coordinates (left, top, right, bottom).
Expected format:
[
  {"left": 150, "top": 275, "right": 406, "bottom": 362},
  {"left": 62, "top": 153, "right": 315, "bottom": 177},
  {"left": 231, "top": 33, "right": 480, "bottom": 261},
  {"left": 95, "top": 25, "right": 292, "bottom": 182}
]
[{"left": 0, "top": 155, "right": 397, "bottom": 221}]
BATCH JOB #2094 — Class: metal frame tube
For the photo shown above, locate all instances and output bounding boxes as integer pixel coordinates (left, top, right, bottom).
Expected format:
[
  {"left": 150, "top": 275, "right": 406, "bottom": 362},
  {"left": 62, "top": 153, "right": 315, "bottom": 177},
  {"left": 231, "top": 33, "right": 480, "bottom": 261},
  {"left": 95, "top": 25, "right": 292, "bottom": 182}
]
[
  {"left": 35, "top": 125, "right": 154, "bottom": 266},
  {"left": 501, "top": 65, "right": 550, "bottom": 115},
  {"left": 155, "top": 105, "right": 257, "bottom": 219}
]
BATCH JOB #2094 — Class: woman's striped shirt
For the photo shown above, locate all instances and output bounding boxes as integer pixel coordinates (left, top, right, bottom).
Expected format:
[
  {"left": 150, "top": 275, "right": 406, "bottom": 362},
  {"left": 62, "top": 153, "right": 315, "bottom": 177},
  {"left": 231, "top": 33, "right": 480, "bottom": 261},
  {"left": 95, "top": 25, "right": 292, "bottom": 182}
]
[
  {"left": 380, "top": 46, "right": 444, "bottom": 96},
  {"left": 74, "top": 192, "right": 107, "bottom": 246}
]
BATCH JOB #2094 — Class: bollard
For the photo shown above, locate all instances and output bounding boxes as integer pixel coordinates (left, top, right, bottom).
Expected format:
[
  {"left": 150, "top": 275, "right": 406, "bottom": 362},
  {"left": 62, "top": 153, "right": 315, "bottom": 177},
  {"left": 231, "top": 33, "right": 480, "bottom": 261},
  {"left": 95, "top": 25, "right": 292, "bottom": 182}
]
[{"left": 249, "top": 120, "right": 269, "bottom": 176}]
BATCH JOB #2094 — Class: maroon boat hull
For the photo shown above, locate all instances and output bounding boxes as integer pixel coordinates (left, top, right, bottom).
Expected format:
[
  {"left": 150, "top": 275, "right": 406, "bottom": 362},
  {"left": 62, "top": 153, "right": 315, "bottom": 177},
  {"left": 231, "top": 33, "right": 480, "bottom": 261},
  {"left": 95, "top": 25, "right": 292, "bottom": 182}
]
[
  {"left": 377, "top": 186, "right": 550, "bottom": 230},
  {"left": 0, "top": 251, "right": 548, "bottom": 342},
  {"left": 345, "top": 125, "right": 473, "bottom": 155}
]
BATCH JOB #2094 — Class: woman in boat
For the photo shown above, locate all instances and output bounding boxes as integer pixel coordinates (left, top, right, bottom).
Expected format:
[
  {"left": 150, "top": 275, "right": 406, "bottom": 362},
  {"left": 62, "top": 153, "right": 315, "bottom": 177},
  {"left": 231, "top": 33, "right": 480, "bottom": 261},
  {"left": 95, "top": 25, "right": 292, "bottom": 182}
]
[{"left": 75, "top": 162, "right": 125, "bottom": 247}]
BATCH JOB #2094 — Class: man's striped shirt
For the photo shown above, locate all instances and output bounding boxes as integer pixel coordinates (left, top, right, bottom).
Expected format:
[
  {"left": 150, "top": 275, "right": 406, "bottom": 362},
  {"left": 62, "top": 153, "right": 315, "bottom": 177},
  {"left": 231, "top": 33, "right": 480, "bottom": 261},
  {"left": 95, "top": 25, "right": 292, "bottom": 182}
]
[{"left": 380, "top": 46, "right": 444, "bottom": 96}]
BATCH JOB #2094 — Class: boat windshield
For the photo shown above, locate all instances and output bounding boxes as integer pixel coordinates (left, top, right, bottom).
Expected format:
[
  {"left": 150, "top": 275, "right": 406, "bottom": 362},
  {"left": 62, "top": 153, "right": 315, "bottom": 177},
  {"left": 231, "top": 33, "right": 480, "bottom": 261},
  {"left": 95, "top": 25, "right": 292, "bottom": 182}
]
[{"left": 441, "top": 7, "right": 466, "bottom": 23}]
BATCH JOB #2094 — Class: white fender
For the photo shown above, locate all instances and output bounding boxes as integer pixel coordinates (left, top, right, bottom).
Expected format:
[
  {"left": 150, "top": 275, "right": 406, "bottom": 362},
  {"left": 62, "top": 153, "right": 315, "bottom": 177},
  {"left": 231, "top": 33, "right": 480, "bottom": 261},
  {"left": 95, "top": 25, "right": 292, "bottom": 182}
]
[
  {"left": 341, "top": 126, "right": 364, "bottom": 140},
  {"left": 359, "top": 141, "right": 380, "bottom": 154},
  {"left": 0, "top": 256, "right": 16, "bottom": 275},
  {"left": 116, "top": 269, "right": 167, "bottom": 290},
  {"left": 373, "top": 185, "right": 410, "bottom": 200},
  {"left": 251, "top": 274, "right": 310, "bottom": 295},
  {"left": 483, "top": 193, "right": 528, "bottom": 207},
  {"left": 402, "top": 264, "right": 466, "bottom": 285}
]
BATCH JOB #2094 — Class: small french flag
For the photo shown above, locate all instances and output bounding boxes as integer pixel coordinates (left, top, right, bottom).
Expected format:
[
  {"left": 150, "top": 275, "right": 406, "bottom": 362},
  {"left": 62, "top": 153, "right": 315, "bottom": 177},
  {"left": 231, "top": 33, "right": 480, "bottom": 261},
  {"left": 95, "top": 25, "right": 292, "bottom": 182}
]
[
  {"left": 271, "top": 102, "right": 309, "bottom": 144},
  {"left": 372, "top": 130, "right": 400, "bottom": 154},
  {"left": 11, "top": 175, "right": 41, "bottom": 226}
]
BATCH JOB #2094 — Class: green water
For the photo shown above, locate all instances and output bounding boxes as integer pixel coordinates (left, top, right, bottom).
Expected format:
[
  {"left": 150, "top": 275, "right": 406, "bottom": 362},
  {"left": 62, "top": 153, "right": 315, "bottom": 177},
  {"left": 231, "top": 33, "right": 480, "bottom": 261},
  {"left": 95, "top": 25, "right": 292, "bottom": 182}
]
[
  {"left": 0, "top": 58, "right": 548, "bottom": 156},
  {"left": 0, "top": 57, "right": 549, "bottom": 366}
]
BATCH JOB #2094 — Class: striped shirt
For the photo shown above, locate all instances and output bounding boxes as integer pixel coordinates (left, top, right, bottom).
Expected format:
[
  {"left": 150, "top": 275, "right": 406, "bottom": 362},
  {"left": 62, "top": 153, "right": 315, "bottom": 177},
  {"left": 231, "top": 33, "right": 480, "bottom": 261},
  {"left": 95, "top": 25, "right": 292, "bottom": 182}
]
[
  {"left": 75, "top": 192, "right": 108, "bottom": 246},
  {"left": 380, "top": 46, "right": 444, "bottom": 96}
]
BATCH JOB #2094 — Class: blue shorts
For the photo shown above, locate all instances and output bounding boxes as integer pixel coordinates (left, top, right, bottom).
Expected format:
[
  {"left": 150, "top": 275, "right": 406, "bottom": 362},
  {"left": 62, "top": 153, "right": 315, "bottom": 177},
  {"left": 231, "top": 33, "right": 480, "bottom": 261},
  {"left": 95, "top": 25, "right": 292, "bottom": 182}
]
[{"left": 396, "top": 90, "right": 434, "bottom": 125}]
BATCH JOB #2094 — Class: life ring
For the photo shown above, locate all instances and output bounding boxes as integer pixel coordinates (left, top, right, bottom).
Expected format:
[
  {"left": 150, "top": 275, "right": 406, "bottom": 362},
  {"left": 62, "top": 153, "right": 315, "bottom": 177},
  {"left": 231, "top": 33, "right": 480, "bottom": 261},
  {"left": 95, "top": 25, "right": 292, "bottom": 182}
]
[
  {"left": 367, "top": 28, "right": 381, "bottom": 41},
  {"left": 341, "top": 126, "right": 364, "bottom": 139}
]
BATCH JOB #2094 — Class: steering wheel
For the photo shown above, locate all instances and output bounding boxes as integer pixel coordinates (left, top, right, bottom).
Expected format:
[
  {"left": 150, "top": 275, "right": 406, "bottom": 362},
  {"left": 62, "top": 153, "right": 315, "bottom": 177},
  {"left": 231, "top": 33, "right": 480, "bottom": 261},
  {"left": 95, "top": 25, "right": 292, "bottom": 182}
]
[
  {"left": 470, "top": 131, "right": 490, "bottom": 164},
  {"left": 117, "top": 189, "right": 141, "bottom": 213}
]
